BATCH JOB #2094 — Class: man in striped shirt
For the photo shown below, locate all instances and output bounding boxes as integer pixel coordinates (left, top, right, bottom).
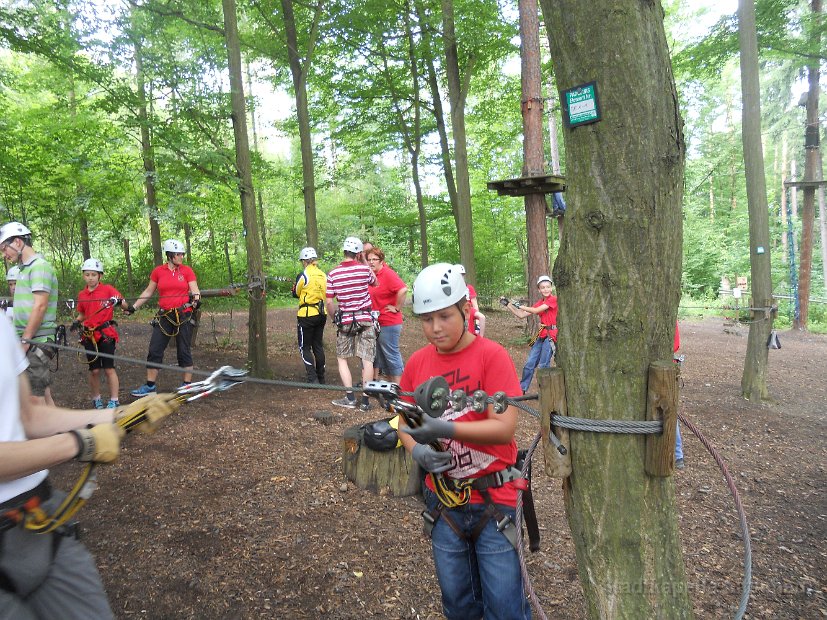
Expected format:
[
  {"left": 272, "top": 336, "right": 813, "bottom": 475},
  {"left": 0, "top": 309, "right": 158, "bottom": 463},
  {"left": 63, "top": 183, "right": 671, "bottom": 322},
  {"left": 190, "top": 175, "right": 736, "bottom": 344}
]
[
  {"left": 325, "top": 236, "right": 377, "bottom": 411},
  {"left": 0, "top": 222, "right": 58, "bottom": 406}
]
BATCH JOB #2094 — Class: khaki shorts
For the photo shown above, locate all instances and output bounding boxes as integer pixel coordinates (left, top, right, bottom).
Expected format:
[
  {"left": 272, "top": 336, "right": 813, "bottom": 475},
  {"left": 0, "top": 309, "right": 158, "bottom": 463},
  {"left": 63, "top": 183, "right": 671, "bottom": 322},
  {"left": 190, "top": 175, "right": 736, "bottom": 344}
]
[
  {"left": 336, "top": 322, "right": 377, "bottom": 362},
  {"left": 25, "top": 347, "right": 53, "bottom": 396}
]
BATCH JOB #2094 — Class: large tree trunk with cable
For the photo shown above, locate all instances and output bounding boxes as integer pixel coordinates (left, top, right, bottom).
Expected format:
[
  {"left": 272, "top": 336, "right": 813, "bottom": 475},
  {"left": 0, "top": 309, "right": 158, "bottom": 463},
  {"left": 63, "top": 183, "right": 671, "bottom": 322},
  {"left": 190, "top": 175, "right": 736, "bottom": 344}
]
[
  {"left": 222, "top": 0, "right": 270, "bottom": 378},
  {"left": 738, "top": 0, "right": 774, "bottom": 400},
  {"left": 540, "top": 1, "right": 691, "bottom": 617}
]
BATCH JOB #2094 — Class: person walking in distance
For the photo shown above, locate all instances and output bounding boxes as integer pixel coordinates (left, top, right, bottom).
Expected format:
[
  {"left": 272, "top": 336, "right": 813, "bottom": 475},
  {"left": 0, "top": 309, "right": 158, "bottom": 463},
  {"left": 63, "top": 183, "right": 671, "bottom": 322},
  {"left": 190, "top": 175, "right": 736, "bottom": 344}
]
[
  {"left": 295, "top": 247, "right": 327, "bottom": 384},
  {"left": 325, "top": 236, "right": 377, "bottom": 411},
  {"left": 129, "top": 239, "right": 201, "bottom": 396}
]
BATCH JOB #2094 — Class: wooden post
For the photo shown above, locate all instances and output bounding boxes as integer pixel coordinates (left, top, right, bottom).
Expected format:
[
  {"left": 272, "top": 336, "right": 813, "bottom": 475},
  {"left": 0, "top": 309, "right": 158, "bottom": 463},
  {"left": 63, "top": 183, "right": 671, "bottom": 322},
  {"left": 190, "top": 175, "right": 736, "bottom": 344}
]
[
  {"left": 342, "top": 425, "right": 421, "bottom": 497},
  {"left": 645, "top": 361, "right": 679, "bottom": 476},
  {"left": 538, "top": 368, "right": 571, "bottom": 478}
]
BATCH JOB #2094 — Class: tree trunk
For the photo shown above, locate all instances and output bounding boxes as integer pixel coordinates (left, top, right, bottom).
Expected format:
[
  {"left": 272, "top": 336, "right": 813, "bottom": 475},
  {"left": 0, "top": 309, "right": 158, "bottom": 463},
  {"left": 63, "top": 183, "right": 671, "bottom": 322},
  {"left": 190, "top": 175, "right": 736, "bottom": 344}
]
[
  {"left": 795, "top": 0, "right": 822, "bottom": 329},
  {"left": 222, "top": 0, "right": 270, "bottom": 378},
  {"left": 547, "top": 78, "right": 561, "bottom": 175},
  {"left": 738, "top": 0, "right": 774, "bottom": 401},
  {"left": 441, "top": 0, "right": 477, "bottom": 286},
  {"left": 818, "top": 148, "right": 827, "bottom": 296},
  {"left": 281, "top": 0, "right": 323, "bottom": 249},
  {"left": 519, "top": 0, "right": 550, "bottom": 313},
  {"left": 133, "top": 37, "right": 163, "bottom": 266},
  {"left": 122, "top": 237, "right": 134, "bottom": 294},
  {"left": 245, "top": 61, "right": 270, "bottom": 261},
  {"left": 540, "top": 1, "right": 691, "bottom": 616},
  {"left": 781, "top": 136, "right": 788, "bottom": 261},
  {"left": 415, "top": 0, "right": 460, "bottom": 246}
]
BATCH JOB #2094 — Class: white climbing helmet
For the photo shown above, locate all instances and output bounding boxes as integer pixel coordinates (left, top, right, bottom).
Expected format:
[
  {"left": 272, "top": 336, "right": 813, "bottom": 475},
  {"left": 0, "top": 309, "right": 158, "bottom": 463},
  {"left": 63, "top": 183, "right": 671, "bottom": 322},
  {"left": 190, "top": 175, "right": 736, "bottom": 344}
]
[
  {"left": 0, "top": 221, "right": 31, "bottom": 246},
  {"left": 342, "top": 236, "right": 363, "bottom": 254},
  {"left": 81, "top": 258, "right": 104, "bottom": 273},
  {"left": 537, "top": 275, "right": 552, "bottom": 287},
  {"left": 412, "top": 263, "right": 469, "bottom": 315},
  {"left": 299, "top": 247, "right": 317, "bottom": 260},
  {"left": 163, "top": 239, "right": 185, "bottom": 254},
  {"left": 5, "top": 265, "right": 20, "bottom": 282}
]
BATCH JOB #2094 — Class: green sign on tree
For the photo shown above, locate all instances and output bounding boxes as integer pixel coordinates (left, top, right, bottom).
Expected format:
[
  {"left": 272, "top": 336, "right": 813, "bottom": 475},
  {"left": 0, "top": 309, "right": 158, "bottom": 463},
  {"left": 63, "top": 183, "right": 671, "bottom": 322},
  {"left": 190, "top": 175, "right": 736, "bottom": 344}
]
[{"left": 562, "top": 81, "right": 601, "bottom": 128}]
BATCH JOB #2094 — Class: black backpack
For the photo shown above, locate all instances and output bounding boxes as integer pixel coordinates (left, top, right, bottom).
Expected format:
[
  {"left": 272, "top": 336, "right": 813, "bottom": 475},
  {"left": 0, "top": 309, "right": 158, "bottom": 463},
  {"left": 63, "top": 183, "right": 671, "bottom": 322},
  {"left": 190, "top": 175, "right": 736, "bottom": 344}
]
[{"left": 362, "top": 419, "right": 399, "bottom": 452}]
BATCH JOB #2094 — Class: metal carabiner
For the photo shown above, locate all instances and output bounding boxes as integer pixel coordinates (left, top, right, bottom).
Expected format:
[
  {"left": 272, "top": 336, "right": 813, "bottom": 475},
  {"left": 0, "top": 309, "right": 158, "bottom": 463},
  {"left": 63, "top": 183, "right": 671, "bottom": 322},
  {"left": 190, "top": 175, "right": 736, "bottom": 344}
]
[{"left": 176, "top": 365, "right": 248, "bottom": 402}]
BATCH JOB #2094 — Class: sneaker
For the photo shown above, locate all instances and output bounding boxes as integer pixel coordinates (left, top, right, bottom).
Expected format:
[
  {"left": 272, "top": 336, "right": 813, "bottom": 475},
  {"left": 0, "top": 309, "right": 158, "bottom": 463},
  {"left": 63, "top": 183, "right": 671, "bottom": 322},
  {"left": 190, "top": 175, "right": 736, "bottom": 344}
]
[
  {"left": 92, "top": 397, "right": 104, "bottom": 409},
  {"left": 331, "top": 397, "right": 357, "bottom": 409},
  {"left": 131, "top": 384, "right": 157, "bottom": 397},
  {"left": 106, "top": 399, "right": 120, "bottom": 409},
  {"left": 675, "top": 458, "right": 685, "bottom": 470},
  {"left": 358, "top": 402, "right": 372, "bottom": 412}
]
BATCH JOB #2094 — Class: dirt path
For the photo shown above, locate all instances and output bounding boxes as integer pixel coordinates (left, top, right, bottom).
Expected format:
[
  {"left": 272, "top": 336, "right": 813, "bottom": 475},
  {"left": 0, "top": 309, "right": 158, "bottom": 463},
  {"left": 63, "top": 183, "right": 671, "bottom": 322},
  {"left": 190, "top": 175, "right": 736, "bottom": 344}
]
[{"left": 47, "top": 308, "right": 826, "bottom": 619}]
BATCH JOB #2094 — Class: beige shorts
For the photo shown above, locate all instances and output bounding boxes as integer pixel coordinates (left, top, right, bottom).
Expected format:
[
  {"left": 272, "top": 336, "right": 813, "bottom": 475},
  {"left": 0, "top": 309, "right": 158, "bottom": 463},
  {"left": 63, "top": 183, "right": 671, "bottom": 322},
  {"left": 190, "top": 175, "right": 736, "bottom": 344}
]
[
  {"left": 336, "top": 322, "right": 377, "bottom": 362},
  {"left": 26, "top": 347, "right": 53, "bottom": 396}
]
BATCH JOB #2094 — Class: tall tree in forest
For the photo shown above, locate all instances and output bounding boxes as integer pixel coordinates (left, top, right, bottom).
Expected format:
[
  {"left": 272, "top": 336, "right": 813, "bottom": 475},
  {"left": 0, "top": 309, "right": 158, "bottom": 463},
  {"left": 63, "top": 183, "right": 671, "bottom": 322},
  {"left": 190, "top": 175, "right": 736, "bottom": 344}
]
[
  {"left": 519, "top": 0, "right": 550, "bottom": 307},
  {"left": 739, "top": 0, "right": 775, "bottom": 400},
  {"left": 222, "top": 0, "right": 269, "bottom": 376},
  {"left": 131, "top": 32, "right": 163, "bottom": 266},
  {"left": 250, "top": 0, "right": 324, "bottom": 248},
  {"left": 440, "top": 0, "right": 477, "bottom": 284},
  {"left": 540, "top": 0, "right": 691, "bottom": 615},
  {"left": 795, "top": 0, "right": 822, "bottom": 329}
]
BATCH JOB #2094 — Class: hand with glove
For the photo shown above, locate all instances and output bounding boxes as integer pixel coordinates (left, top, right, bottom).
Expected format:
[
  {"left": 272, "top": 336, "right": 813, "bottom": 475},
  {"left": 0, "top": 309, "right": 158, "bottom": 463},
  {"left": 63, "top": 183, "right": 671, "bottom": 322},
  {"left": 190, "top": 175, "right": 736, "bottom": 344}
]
[
  {"left": 499, "top": 296, "right": 510, "bottom": 307},
  {"left": 69, "top": 320, "right": 82, "bottom": 332},
  {"left": 123, "top": 302, "right": 136, "bottom": 315},
  {"left": 114, "top": 393, "right": 182, "bottom": 433},
  {"left": 71, "top": 424, "right": 126, "bottom": 463},
  {"left": 411, "top": 444, "right": 453, "bottom": 473},
  {"left": 400, "top": 413, "right": 455, "bottom": 444}
]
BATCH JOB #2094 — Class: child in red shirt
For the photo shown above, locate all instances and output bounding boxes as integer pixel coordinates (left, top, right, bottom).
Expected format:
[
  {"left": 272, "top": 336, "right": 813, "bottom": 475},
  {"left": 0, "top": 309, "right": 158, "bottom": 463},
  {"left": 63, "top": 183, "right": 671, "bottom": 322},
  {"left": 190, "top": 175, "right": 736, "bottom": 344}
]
[
  {"left": 399, "top": 263, "right": 530, "bottom": 620},
  {"left": 74, "top": 258, "right": 129, "bottom": 408}
]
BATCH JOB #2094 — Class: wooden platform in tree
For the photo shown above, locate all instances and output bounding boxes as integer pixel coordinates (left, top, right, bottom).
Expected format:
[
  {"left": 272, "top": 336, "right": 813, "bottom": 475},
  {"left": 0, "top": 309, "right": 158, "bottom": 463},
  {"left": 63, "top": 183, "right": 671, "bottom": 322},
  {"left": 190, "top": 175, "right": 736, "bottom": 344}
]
[
  {"left": 487, "top": 173, "right": 567, "bottom": 197},
  {"left": 342, "top": 425, "right": 421, "bottom": 497}
]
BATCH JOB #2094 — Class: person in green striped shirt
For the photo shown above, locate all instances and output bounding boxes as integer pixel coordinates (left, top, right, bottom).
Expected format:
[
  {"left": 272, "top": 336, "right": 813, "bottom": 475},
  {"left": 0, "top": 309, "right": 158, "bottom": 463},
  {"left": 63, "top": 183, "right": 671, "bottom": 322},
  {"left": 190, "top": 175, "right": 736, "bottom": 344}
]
[{"left": 0, "top": 222, "right": 58, "bottom": 406}]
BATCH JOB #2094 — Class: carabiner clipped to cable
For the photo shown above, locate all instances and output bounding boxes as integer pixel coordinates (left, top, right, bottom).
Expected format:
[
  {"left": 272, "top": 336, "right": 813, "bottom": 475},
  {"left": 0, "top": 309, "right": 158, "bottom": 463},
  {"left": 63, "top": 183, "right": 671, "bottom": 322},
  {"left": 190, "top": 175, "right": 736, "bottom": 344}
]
[{"left": 176, "top": 365, "right": 248, "bottom": 402}]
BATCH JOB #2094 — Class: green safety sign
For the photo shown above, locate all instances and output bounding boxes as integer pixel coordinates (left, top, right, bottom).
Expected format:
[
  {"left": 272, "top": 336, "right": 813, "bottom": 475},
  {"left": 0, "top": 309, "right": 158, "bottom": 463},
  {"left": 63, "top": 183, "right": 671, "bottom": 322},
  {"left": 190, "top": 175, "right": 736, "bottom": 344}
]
[{"left": 562, "top": 82, "right": 601, "bottom": 128}]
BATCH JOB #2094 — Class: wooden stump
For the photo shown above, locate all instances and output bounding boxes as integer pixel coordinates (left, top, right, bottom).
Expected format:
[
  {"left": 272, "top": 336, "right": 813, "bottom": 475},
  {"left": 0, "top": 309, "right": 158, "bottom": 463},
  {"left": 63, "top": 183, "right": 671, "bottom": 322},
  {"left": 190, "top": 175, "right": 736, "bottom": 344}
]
[{"left": 342, "top": 425, "right": 421, "bottom": 497}]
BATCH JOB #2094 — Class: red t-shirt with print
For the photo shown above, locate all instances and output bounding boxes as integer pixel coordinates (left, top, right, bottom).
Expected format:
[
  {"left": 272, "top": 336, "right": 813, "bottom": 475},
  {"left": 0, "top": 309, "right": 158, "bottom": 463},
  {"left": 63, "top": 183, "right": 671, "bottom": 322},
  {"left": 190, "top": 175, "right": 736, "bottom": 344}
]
[
  {"left": 77, "top": 284, "right": 122, "bottom": 342},
  {"left": 400, "top": 336, "right": 522, "bottom": 507},
  {"left": 151, "top": 264, "right": 196, "bottom": 310}
]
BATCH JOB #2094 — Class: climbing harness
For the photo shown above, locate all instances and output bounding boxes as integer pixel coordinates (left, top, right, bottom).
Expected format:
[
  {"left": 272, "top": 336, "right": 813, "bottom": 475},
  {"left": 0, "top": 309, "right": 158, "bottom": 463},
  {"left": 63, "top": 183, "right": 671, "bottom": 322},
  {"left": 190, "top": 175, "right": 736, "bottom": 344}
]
[
  {"left": 363, "top": 377, "right": 540, "bottom": 549},
  {"left": 12, "top": 365, "right": 247, "bottom": 535}
]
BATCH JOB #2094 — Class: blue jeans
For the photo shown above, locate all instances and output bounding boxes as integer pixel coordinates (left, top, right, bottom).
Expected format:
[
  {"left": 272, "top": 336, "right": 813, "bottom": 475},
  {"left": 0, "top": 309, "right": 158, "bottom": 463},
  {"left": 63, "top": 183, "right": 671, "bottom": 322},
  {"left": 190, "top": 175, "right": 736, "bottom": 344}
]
[
  {"left": 519, "top": 338, "right": 554, "bottom": 393},
  {"left": 374, "top": 323, "right": 404, "bottom": 376},
  {"left": 424, "top": 489, "right": 531, "bottom": 620},
  {"left": 675, "top": 422, "right": 683, "bottom": 460}
]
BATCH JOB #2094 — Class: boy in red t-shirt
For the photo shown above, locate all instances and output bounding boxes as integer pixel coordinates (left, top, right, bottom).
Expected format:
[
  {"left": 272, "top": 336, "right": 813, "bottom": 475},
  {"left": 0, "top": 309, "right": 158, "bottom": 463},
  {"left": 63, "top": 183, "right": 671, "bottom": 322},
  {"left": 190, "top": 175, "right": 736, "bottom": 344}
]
[
  {"left": 501, "top": 275, "right": 558, "bottom": 393},
  {"left": 74, "top": 258, "right": 129, "bottom": 408},
  {"left": 399, "top": 263, "right": 530, "bottom": 620}
]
